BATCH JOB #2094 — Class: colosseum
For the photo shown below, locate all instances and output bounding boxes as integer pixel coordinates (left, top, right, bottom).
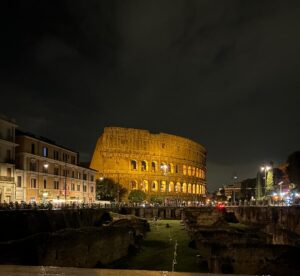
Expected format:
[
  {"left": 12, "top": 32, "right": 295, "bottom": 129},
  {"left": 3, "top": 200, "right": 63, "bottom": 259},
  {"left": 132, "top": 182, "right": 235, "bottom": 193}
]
[{"left": 90, "top": 127, "right": 207, "bottom": 203}]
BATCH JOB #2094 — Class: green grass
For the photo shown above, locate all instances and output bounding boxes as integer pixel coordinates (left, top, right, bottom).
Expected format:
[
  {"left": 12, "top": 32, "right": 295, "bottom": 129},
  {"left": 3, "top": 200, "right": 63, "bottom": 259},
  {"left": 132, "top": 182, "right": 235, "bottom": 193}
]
[{"left": 108, "top": 220, "right": 202, "bottom": 272}]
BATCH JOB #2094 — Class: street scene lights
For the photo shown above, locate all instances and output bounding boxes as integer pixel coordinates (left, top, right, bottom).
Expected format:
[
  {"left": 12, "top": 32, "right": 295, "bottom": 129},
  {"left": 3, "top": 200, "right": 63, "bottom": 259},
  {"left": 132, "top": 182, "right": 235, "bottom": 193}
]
[{"left": 160, "top": 164, "right": 169, "bottom": 176}]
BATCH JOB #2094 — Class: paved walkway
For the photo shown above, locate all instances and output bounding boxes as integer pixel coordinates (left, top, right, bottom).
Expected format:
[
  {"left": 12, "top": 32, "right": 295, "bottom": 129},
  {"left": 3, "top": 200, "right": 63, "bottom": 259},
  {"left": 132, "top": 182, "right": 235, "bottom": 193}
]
[{"left": 0, "top": 265, "right": 240, "bottom": 276}]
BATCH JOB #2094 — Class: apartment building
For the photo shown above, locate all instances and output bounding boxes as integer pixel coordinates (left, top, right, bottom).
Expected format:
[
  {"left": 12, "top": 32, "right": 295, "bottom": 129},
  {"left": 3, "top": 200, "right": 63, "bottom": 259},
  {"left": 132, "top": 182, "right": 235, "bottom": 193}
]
[
  {"left": 15, "top": 131, "right": 96, "bottom": 203},
  {"left": 0, "top": 115, "right": 18, "bottom": 203}
]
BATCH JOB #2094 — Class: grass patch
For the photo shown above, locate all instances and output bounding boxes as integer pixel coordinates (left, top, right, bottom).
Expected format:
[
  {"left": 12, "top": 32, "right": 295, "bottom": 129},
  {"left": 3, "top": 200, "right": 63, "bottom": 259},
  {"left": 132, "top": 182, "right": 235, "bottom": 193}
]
[{"left": 108, "top": 220, "right": 202, "bottom": 272}]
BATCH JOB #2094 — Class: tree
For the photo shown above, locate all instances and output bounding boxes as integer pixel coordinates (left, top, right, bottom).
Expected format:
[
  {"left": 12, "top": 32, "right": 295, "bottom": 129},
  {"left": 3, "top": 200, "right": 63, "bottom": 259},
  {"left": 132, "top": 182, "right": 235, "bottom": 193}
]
[
  {"left": 273, "top": 168, "right": 284, "bottom": 186},
  {"left": 128, "top": 190, "right": 146, "bottom": 203},
  {"left": 96, "top": 178, "right": 127, "bottom": 201},
  {"left": 287, "top": 151, "right": 300, "bottom": 190},
  {"left": 150, "top": 195, "right": 164, "bottom": 204}
]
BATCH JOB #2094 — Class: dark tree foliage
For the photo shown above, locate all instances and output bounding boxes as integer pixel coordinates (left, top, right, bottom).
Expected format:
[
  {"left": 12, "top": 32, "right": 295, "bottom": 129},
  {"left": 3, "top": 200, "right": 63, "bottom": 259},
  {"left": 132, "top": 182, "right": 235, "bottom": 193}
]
[
  {"left": 273, "top": 168, "right": 284, "bottom": 185},
  {"left": 150, "top": 195, "right": 164, "bottom": 204},
  {"left": 240, "top": 178, "right": 256, "bottom": 200},
  {"left": 287, "top": 151, "right": 300, "bottom": 190},
  {"left": 128, "top": 190, "right": 146, "bottom": 203},
  {"left": 96, "top": 178, "right": 127, "bottom": 201}
]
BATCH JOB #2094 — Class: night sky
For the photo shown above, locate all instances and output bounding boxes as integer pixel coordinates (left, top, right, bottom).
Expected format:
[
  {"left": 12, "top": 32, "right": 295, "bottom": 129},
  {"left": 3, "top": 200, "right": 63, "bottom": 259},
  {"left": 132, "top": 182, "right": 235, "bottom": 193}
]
[{"left": 1, "top": 1, "right": 300, "bottom": 191}]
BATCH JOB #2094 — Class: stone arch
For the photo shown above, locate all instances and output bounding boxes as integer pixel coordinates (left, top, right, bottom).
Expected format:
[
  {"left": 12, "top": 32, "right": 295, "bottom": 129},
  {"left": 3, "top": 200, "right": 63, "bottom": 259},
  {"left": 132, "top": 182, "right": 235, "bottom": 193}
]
[
  {"left": 130, "top": 160, "right": 137, "bottom": 170},
  {"left": 188, "top": 166, "right": 192, "bottom": 176},
  {"left": 188, "top": 183, "right": 192, "bottom": 193},
  {"left": 196, "top": 184, "right": 200, "bottom": 194},
  {"left": 182, "top": 183, "right": 187, "bottom": 193},
  {"left": 192, "top": 184, "right": 196, "bottom": 194},
  {"left": 142, "top": 180, "right": 149, "bottom": 192},
  {"left": 160, "top": 162, "right": 168, "bottom": 175},
  {"left": 175, "top": 182, "right": 181, "bottom": 193},
  {"left": 151, "top": 181, "right": 158, "bottom": 192},
  {"left": 160, "top": 180, "right": 166, "bottom": 192},
  {"left": 192, "top": 167, "right": 195, "bottom": 176},
  {"left": 196, "top": 168, "right": 199, "bottom": 178},
  {"left": 183, "top": 165, "right": 187, "bottom": 175},
  {"left": 130, "top": 180, "right": 138, "bottom": 190},
  {"left": 169, "top": 163, "right": 174, "bottom": 174},
  {"left": 141, "top": 160, "right": 148, "bottom": 171},
  {"left": 169, "top": 181, "right": 175, "bottom": 192},
  {"left": 151, "top": 161, "right": 157, "bottom": 172}
]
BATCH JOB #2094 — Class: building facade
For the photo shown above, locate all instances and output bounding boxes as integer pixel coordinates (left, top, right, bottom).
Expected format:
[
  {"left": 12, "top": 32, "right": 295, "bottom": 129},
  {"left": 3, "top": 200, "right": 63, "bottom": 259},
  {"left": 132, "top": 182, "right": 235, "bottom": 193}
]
[
  {"left": 0, "top": 115, "right": 18, "bottom": 203},
  {"left": 90, "top": 127, "right": 207, "bottom": 202},
  {"left": 15, "top": 132, "right": 96, "bottom": 203}
]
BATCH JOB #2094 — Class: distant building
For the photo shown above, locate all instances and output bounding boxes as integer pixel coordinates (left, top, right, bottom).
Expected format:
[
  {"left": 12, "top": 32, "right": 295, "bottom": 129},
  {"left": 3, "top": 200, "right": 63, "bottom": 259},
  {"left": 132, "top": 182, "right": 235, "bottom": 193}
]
[
  {"left": 15, "top": 131, "right": 96, "bottom": 203},
  {"left": 90, "top": 127, "right": 207, "bottom": 202},
  {"left": 223, "top": 182, "right": 241, "bottom": 201},
  {"left": 0, "top": 114, "right": 18, "bottom": 203}
]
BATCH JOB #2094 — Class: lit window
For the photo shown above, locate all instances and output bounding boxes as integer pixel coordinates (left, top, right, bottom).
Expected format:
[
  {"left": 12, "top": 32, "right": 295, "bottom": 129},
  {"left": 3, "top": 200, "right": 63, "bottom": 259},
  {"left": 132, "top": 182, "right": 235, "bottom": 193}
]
[
  {"left": 43, "top": 147, "right": 48, "bottom": 157},
  {"left": 30, "top": 178, "right": 37, "bottom": 188},
  {"left": 54, "top": 181, "right": 59, "bottom": 189}
]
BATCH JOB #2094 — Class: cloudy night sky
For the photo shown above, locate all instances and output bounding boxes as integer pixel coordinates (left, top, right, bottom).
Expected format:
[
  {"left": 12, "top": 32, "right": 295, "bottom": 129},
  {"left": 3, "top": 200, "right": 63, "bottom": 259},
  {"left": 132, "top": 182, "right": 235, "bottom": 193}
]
[{"left": 1, "top": 0, "right": 300, "bottom": 191}]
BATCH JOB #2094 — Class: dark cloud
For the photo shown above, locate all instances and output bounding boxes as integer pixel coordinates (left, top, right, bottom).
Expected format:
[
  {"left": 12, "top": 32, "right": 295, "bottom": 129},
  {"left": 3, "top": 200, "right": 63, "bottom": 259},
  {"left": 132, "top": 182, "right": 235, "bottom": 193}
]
[{"left": 1, "top": 0, "right": 300, "bottom": 191}]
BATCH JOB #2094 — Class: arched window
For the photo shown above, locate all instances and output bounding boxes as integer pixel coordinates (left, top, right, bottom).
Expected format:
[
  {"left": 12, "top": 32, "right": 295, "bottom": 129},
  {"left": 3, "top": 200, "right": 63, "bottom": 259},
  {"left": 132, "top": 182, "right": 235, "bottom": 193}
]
[
  {"left": 131, "top": 160, "right": 137, "bottom": 170},
  {"left": 160, "top": 163, "right": 168, "bottom": 175},
  {"left": 131, "top": 180, "right": 138, "bottom": 190},
  {"left": 152, "top": 181, "right": 158, "bottom": 192},
  {"left": 142, "top": 180, "right": 149, "bottom": 192},
  {"left": 182, "top": 183, "right": 187, "bottom": 193},
  {"left": 188, "top": 166, "right": 192, "bottom": 176},
  {"left": 192, "top": 167, "right": 195, "bottom": 176},
  {"left": 196, "top": 168, "right": 199, "bottom": 178},
  {"left": 188, "top": 183, "right": 192, "bottom": 193},
  {"left": 196, "top": 184, "right": 200, "bottom": 194},
  {"left": 169, "top": 163, "right": 174, "bottom": 174},
  {"left": 169, "top": 181, "right": 174, "bottom": 192},
  {"left": 175, "top": 182, "right": 181, "bottom": 193},
  {"left": 141, "top": 160, "right": 148, "bottom": 171},
  {"left": 160, "top": 181, "right": 166, "bottom": 192},
  {"left": 183, "top": 165, "right": 187, "bottom": 175},
  {"left": 151, "top": 161, "right": 157, "bottom": 172},
  {"left": 192, "top": 184, "right": 196, "bottom": 194}
]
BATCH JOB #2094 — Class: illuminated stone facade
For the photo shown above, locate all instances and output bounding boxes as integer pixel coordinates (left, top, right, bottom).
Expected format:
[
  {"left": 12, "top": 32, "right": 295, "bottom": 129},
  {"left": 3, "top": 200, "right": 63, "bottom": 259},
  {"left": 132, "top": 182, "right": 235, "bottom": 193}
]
[{"left": 90, "top": 127, "right": 207, "bottom": 202}]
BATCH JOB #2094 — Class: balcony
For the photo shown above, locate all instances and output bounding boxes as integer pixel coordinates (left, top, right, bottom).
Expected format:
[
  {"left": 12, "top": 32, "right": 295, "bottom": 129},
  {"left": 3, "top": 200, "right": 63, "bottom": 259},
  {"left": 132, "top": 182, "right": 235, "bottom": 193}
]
[{"left": 0, "top": 176, "right": 14, "bottom": 182}]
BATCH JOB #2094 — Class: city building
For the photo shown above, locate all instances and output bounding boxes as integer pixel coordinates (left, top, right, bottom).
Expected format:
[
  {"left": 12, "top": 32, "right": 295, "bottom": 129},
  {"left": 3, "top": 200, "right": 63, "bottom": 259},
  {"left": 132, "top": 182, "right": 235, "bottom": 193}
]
[
  {"left": 223, "top": 182, "right": 242, "bottom": 201},
  {"left": 15, "top": 131, "right": 96, "bottom": 203},
  {"left": 0, "top": 114, "right": 18, "bottom": 203},
  {"left": 90, "top": 127, "right": 207, "bottom": 202}
]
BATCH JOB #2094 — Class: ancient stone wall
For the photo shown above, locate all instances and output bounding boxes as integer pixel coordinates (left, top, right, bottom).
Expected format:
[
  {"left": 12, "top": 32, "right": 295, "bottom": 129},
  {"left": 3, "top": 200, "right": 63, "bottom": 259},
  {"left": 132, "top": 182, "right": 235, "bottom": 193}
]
[{"left": 90, "top": 127, "right": 207, "bottom": 201}]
